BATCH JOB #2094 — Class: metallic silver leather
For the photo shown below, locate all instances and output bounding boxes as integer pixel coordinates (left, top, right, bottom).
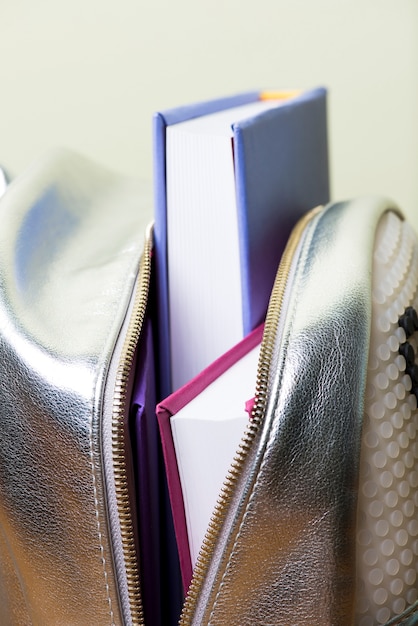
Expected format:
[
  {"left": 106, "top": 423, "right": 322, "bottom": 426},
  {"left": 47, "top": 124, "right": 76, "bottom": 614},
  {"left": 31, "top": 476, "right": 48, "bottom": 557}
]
[
  {"left": 189, "top": 197, "right": 401, "bottom": 625},
  {"left": 0, "top": 150, "right": 151, "bottom": 625}
]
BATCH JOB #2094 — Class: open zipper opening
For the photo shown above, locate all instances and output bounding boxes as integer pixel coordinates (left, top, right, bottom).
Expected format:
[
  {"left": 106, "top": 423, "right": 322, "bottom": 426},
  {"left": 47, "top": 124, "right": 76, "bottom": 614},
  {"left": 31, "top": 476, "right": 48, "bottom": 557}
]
[{"left": 179, "top": 205, "right": 323, "bottom": 624}]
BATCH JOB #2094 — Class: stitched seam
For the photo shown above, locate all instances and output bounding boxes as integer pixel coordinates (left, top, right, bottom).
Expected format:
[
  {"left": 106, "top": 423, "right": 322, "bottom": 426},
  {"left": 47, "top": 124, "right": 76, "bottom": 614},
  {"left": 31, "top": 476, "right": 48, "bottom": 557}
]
[
  {"left": 88, "top": 411, "right": 116, "bottom": 626},
  {"left": 208, "top": 220, "right": 312, "bottom": 623}
]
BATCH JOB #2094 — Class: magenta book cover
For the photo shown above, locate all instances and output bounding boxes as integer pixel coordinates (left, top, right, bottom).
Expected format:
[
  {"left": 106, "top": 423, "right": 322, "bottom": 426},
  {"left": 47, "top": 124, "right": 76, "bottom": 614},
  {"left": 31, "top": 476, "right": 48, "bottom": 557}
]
[{"left": 156, "top": 324, "right": 264, "bottom": 592}]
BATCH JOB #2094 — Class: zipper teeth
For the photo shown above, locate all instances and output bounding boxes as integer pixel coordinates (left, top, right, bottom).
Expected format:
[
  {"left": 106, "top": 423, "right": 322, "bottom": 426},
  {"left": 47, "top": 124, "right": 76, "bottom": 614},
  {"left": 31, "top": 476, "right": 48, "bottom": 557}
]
[
  {"left": 111, "top": 226, "right": 153, "bottom": 626},
  {"left": 179, "top": 206, "right": 323, "bottom": 625}
]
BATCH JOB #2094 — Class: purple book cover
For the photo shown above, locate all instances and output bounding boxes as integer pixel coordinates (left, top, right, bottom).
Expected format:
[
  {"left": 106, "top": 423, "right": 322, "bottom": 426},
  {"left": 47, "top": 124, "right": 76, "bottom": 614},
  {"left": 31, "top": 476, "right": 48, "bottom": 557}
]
[{"left": 233, "top": 87, "right": 329, "bottom": 332}]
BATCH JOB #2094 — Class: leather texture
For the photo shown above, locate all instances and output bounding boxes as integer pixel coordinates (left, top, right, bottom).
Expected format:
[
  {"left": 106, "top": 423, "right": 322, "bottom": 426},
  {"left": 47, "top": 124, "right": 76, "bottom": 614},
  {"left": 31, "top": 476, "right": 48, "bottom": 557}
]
[
  {"left": 186, "top": 197, "right": 402, "bottom": 625},
  {"left": 0, "top": 150, "right": 151, "bottom": 625}
]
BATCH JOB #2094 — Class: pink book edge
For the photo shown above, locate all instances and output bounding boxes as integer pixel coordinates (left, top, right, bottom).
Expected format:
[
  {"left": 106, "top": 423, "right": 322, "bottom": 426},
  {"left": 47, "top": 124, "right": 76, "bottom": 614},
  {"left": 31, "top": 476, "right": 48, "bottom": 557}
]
[{"left": 156, "top": 323, "right": 264, "bottom": 593}]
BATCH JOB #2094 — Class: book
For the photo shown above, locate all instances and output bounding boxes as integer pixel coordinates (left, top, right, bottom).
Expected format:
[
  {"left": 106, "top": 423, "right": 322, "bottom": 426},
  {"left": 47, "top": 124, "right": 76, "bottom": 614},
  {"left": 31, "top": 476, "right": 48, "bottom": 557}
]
[
  {"left": 156, "top": 324, "right": 264, "bottom": 592},
  {"left": 153, "top": 87, "right": 329, "bottom": 397}
]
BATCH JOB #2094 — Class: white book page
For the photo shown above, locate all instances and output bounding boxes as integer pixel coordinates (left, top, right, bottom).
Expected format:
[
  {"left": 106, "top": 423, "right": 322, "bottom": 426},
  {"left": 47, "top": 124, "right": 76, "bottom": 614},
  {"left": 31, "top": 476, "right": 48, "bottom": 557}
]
[
  {"left": 171, "top": 343, "right": 260, "bottom": 566},
  {"left": 167, "top": 131, "right": 242, "bottom": 390},
  {"left": 166, "top": 99, "right": 283, "bottom": 391}
]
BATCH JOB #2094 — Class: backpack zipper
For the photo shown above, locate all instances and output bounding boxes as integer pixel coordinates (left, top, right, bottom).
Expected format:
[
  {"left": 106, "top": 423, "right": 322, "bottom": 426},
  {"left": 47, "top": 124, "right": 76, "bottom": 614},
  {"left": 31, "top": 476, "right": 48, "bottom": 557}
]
[
  {"left": 179, "top": 205, "right": 323, "bottom": 624},
  {"left": 111, "top": 224, "right": 153, "bottom": 626}
]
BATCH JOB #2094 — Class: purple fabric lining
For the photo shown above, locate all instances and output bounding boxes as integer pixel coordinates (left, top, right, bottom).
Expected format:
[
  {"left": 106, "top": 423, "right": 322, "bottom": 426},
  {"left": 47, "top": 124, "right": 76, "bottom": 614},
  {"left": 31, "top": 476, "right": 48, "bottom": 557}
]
[{"left": 130, "top": 314, "right": 182, "bottom": 625}]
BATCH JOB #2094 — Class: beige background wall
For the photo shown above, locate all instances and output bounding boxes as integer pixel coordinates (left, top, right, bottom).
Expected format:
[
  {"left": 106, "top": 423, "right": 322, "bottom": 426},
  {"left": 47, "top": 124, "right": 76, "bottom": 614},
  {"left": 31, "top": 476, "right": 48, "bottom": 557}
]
[{"left": 1, "top": 1, "right": 417, "bottom": 222}]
